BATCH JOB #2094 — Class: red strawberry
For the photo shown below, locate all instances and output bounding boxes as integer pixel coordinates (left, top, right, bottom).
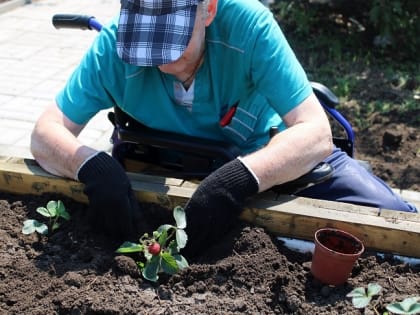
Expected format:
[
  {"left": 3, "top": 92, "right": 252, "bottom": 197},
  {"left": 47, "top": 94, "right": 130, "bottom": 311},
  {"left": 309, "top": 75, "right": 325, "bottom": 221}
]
[{"left": 148, "top": 243, "right": 161, "bottom": 256}]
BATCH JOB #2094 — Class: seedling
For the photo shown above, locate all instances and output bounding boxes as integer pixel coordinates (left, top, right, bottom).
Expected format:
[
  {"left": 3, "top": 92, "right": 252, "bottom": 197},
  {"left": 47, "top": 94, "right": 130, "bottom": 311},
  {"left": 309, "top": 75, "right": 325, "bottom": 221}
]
[
  {"left": 22, "top": 200, "right": 70, "bottom": 235},
  {"left": 347, "top": 283, "right": 420, "bottom": 315},
  {"left": 116, "top": 206, "right": 189, "bottom": 282},
  {"left": 346, "top": 283, "right": 382, "bottom": 309},
  {"left": 386, "top": 297, "right": 420, "bottom": 315}
]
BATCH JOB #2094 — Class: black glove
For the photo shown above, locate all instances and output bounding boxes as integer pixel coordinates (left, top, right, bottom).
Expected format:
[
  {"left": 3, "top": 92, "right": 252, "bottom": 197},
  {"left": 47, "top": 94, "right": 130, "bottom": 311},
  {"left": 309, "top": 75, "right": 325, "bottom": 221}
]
[
  {"left": 183, "top": 158, "right": 259, "bottom": 257},
  {"left": 78, "top": 152, "right": 142, "bottom": 241}
]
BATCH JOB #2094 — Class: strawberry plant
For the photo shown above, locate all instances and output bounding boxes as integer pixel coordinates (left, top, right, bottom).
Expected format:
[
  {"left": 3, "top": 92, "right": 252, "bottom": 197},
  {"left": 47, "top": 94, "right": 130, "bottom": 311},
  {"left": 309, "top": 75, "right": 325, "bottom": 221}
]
[
  {"left": 386, "top": 297, "right": 420, "bottom": 315},
  {"left": 22, "top": 200, "right": 70, "bottom": 235},
  {"left": 347, "top": 283, "right": 383, "bottom": 309},
  {"left": 116, "top": 206, "right": 189, "bottom": 282},
  {"left": 347, "top": 283, "right": 420, "bottom": 315}
]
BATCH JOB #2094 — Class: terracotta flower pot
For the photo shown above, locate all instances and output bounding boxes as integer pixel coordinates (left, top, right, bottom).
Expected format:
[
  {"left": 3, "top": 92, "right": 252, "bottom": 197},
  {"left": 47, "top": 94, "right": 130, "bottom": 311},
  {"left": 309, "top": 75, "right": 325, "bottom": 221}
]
[{"left": 310, "top": 228, "right": 364, "bottom": 285}]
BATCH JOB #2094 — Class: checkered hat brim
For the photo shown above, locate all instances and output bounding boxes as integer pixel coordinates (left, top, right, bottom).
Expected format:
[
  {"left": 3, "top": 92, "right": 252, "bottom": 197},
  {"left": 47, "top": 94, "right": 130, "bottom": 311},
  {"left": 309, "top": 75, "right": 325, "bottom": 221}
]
[{"left": 117, "top": 0, "right": 201, "bottom": 66}]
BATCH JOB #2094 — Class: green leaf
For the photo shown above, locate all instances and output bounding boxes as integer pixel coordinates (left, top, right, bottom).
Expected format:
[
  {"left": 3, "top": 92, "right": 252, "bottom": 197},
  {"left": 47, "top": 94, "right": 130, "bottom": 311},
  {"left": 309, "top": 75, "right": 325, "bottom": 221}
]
[
  {"left": 56, "top": 200, "right": 70, "bottom": 220},
  {"left": 158, "top": 228, "right": 168, "bottom": 246},
  {"left": 116, "top": 241, "right": 144, "bottom": 253},
  {"left": 161, "top": 252, "right": 179, "bottom": 275},
  {"left": 366, "top": 283, "right": 382, "bottom": 297},
  {"left": 346, "top": 287, "right": 367, "bottom": 298},
  {"left": 347, "top": 287, "right": 371, "bottom": 309},
  {"left": 400, "top": 297, "right": 420, "bottom": 312},
  {"left": 386, "top": 297, "right": 420, "bottom": 315},
  {"left": 22, "top": 219, "right": 48, "bottom": 235},
  {"left": 36, "top": 206, "right": 54, "bottom": 218},
  {"left": 408, "top": 304, "right": 420, "bottom": 314},
  {"left": 173, "top": 254, "right": 189, "bottom": 270},
  {"left": 56, "top": 200, "right": 64, "bottom": 211},
  {"left": 386, "top": 303, "right": 406, "bottom": 314},
  {"left": 157, "top": 224, "right": 173, "bottom": 234},
  {"left": 173, "top": 206, "right": 186, "bottom": 229},
  {"left": 142, "top": 255, "right": 161, "bottom": 282},
  {"left": 46, "top": 200, "right": 59, "bottom": 216},
  {"left": 60, "top": 210, "right": 70, "bottom": 220},
  {"left": 351, "top": 295, "right": 372, "bottom": 309},
  {"left": 152, "top": 230, "right": 161, "bottom": 239},
  {"left": 176, "top": 229, "right": 188, "bottom": 249},
  {"left": 346, "top": 284, "right": 382, "bottom": 309},
  {"left": 22, "top": 219, "right": 37, "bottom": 234},
  {"left": 35, "top": 223, "right": 49, "bottom": 235},
  {"left": 144, "top": 249, "right": 152, "bottom": 261}
]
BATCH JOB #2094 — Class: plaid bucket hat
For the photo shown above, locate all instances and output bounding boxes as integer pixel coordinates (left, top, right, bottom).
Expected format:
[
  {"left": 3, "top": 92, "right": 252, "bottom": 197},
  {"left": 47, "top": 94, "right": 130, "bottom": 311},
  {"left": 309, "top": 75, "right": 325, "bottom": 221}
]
[{"left": 117, "top": 0, "right": 204, "bottom": 66}]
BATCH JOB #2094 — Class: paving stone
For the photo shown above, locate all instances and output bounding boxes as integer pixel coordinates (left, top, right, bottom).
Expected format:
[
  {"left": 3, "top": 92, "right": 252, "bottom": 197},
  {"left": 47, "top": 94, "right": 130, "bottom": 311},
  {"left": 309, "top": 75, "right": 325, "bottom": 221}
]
[
  {"left": 0, "top": 125, "right": 27, "bottom": 144},
  {"left": 0, "top": 0, "right": 119, "bottom": 159}
]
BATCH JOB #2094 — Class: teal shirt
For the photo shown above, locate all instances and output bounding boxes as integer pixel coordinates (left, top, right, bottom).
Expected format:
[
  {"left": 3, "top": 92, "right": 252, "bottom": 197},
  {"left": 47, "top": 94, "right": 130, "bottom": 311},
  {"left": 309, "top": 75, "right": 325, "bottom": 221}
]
[{"left": 56, "top": 0, "right": 312, "bottom": 153}]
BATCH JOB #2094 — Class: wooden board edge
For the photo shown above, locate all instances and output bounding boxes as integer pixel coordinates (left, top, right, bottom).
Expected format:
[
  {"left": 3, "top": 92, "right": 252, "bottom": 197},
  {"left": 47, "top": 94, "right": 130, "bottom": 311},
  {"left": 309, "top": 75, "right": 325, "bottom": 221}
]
[{"left": 1, "top": 157, "right": 419, "bottom": 258}]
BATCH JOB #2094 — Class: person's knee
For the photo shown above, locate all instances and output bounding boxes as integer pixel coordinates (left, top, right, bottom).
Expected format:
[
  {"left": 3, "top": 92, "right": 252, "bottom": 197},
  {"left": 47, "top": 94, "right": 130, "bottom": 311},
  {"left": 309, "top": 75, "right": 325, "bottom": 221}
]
[
  {"left": 379, "top": 199, "right": 417, "bottom": 213},
  {"left": 299, "top": 150, "right": 417, "bottom": 213}
]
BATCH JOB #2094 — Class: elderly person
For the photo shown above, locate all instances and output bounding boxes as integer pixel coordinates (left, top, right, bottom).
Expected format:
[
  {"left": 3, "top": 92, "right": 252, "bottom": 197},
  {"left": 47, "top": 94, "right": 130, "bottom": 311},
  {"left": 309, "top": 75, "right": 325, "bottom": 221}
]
[{"left": 31, "top": 0, "right": 416, "bottom": 255}]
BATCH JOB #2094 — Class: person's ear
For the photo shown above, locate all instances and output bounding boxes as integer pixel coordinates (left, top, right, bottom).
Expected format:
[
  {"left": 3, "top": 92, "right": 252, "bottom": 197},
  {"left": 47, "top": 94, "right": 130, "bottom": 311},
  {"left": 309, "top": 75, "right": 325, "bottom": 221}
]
[{"left": 204, "top": 0, "right": 218, "bottom": 26}]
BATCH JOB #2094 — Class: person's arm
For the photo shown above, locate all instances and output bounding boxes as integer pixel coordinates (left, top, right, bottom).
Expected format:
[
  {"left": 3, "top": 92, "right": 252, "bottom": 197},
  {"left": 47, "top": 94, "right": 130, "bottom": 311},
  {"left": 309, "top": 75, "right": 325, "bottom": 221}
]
[
  {"left": 183, "top": 93, "right": 333, "bottom": 257},
  {"left": 30, "top": 102, "right": 97, "bottom": 179},
  {"left": 241, "top": 92, "right": 333, "bottom": 192},
  {"left": 30, "top": 103, "right": 144, "bottom": 240}
]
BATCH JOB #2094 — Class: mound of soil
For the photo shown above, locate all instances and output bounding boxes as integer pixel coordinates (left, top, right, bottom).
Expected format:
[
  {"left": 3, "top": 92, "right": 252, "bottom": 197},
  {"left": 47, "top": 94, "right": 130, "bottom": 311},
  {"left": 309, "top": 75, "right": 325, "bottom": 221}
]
[{"left": 1, "top": 192, "right": 419, "bottom": 314}]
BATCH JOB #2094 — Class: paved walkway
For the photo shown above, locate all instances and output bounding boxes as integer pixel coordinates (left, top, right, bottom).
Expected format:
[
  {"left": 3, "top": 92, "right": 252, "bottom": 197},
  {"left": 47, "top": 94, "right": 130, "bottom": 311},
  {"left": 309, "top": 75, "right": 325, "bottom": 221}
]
[{"left": 0, "top": 0, "right": 119, "bottom": 158}]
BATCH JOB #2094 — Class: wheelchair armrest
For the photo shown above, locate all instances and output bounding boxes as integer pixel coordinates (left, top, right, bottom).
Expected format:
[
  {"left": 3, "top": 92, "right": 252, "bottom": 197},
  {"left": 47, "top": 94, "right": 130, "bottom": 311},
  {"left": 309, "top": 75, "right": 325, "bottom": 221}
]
[{"left": 311, "top": 81, "right": 339, "bottom": 108}]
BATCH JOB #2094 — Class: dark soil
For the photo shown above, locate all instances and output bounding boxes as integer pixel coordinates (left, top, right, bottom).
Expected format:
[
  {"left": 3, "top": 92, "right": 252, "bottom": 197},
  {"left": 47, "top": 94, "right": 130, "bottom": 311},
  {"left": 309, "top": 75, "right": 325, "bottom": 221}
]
[
  {"left": 1, "top": 191, "right": 419, "bottom": 315},
  {"left": 337, "top": 71, "right": 419, "bottom": 192}
]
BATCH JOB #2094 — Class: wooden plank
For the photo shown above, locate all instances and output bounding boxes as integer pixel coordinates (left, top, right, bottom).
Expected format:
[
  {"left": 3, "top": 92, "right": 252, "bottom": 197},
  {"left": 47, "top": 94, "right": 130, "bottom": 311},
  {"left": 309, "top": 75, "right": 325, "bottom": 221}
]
[
  {"left": 0, "top": 157, "right": 419, "bottom": 258},
  {"left": 0, "top": 157, "right": 88, "bottom": 203},
  {"left": 241, "top": 196, "right": 420, "bottom": 257},
  {"left": 0, "top": 158, "right": 193, "bottom": 206}
]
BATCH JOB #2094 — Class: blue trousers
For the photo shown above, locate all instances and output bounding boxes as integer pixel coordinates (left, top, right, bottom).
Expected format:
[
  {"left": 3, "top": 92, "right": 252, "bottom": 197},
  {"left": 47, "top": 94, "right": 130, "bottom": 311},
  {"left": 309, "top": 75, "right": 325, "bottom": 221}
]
[{"left": 297, "top": 147, "right": 417, "bottom": 212}]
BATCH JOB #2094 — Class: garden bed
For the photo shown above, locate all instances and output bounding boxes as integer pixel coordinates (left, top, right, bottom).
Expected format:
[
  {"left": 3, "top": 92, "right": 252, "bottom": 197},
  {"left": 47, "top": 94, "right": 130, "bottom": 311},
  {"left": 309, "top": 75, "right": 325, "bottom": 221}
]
[{"left": 1, "top": 192, "right": 419, "bottom": 314}]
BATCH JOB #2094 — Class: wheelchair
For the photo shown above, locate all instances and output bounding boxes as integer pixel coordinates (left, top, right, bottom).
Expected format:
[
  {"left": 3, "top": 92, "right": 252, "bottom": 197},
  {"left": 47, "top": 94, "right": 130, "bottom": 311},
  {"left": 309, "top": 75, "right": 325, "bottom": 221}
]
[{"left": 52, "top": 14, "right": 358, "bottom": 193}]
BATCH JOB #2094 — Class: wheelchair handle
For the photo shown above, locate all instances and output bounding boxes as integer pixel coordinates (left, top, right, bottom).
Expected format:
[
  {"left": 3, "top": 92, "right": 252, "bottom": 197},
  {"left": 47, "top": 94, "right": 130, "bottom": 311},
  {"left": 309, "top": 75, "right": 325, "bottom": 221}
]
[{"left": 52, "top": 14, "right": 102, "bottom": 32}]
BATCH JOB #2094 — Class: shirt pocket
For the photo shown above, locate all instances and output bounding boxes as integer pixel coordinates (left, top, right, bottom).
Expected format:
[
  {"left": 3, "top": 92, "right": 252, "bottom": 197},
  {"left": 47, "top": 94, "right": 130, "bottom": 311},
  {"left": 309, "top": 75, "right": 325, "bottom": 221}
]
[{"left": 220, "top": 92, "right": 264, "bottom": 147}]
